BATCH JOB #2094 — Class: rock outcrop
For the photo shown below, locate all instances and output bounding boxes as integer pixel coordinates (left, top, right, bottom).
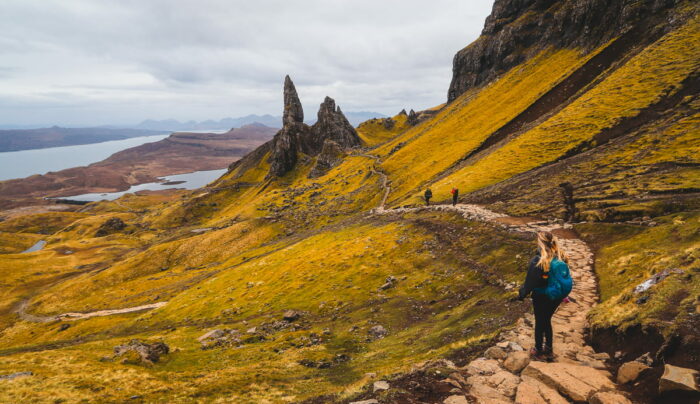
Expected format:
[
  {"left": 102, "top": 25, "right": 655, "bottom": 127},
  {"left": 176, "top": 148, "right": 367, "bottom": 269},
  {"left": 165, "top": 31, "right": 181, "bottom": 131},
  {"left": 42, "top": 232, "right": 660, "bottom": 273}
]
[
  {"left": 447, "top": 0, "right": 681, "bottom": 102},
  {"left": 308, "top": 140, "right": 344, "bottom": 178},
  {"left": 265, "top": 76, "right": 361, "bottom": 179},
  {"left": 282, "top": 75, "right": 304, "bottom": 126},
  {"left": 113, "top": 340, "right": 169, "bottom": 365}
]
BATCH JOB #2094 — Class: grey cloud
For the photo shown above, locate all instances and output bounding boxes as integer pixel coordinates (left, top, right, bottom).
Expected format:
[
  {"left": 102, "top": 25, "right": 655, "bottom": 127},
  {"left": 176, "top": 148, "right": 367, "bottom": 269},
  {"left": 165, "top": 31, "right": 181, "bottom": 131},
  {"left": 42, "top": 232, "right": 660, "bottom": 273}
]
[{"left": 0, "top": 0, "right": 493, "bottom": 126}]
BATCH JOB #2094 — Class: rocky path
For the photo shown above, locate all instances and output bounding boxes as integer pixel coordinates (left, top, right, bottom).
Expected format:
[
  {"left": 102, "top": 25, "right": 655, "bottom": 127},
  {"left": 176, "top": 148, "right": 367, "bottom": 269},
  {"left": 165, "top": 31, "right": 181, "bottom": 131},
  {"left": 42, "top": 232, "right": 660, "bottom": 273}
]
[
  {"left": 16, "top": 299, "right": 167, "bottom": 323},
  {"left": 368, "top": 203, "right": 633, "bottom": 404}
]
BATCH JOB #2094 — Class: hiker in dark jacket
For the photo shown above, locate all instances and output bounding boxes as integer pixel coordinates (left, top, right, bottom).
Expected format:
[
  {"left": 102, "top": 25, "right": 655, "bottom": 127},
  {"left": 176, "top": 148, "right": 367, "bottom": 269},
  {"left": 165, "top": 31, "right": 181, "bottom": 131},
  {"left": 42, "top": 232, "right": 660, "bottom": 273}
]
[
  {"left": 451, "top": 187, "right": 459, "bottom": 206},
  {"left": 518, "top": 231, "right": 568, "bottom": 360},
  {"left": 424, "top": 188, "right": 432, "bottom": 206}
]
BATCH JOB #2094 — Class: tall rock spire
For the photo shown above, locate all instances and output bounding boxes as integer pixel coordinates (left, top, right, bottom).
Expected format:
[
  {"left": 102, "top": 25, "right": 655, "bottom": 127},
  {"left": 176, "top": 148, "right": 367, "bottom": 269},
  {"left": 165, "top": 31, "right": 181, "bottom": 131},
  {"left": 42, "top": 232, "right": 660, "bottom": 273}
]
[{"left": 283, "top": 75, "right": 304, "bottom": 127}]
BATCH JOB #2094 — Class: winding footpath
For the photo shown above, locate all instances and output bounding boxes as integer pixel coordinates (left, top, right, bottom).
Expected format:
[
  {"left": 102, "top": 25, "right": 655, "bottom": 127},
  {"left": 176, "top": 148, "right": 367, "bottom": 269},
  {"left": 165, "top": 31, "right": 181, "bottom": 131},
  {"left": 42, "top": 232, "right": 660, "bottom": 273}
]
[
  {"left": 16, "top": 299, "right": 167, "bottom": 323},
  {"left": 370, "top": 203, "right": 632, "bottom": 404}
]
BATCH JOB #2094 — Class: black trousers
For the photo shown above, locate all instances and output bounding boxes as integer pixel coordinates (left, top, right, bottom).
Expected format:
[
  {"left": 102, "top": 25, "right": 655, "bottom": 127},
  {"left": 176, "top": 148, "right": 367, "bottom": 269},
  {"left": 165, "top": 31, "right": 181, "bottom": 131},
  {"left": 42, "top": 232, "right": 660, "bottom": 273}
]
[{"left": 532, "top": 293, "right": 562, "bottom": 352}]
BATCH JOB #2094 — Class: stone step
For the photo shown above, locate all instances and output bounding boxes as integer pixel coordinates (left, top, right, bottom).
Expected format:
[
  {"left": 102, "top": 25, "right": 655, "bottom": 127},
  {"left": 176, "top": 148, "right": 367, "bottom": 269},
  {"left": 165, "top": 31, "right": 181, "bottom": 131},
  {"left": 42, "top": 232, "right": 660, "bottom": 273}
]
[{"left": 522, "top": 361, "right": 615, "bottom": 402}]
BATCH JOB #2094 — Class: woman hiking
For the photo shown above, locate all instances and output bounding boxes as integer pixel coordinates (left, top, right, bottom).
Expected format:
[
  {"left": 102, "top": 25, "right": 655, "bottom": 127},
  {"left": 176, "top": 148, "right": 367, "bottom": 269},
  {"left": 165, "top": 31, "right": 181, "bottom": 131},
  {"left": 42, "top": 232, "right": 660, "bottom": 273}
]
[{"left": 518, "top": 231, "right": 573, "bottom": 360}]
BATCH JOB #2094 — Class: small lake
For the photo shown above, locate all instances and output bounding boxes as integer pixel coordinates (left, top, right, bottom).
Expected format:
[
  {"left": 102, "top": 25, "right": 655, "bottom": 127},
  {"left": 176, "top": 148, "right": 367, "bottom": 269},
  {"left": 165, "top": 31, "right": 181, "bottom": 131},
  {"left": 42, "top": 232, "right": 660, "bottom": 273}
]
[
  {"left": 0, "top": 134, "right": 170, "bottom": 181},
  {"left": 58, "top": 169, "right": 227, "bottom": 202},
  {"left": 21, "top": 240, "right": 46, "bottom": 253}
]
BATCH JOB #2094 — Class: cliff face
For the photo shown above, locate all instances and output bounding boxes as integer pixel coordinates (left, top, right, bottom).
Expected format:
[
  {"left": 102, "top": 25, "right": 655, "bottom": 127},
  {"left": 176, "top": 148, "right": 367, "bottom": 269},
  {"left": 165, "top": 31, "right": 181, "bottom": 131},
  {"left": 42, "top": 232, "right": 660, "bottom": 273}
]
[
  {"left": 448, "top": 0, "right": 681, "bottom": 102},
  {"left": 266, "top": 77, "right": 361, "bottom": 179}
]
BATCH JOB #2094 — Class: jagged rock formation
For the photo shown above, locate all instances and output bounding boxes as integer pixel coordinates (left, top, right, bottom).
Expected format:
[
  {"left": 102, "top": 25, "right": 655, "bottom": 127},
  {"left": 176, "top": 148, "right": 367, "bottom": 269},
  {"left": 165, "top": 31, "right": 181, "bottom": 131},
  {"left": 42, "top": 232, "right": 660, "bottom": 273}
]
[
  {"left": 282, "top": 75, "right": 304, "bottom": 126},
  {"left": 308, "top": 97, "right": 360, "bottom": 154},
  {"left": 407, "top": 109, "right": 419, "bottom": 126},
  {"left": 308, "top": 140, "right": 344, "bottom": 179},
  {"left": 448, "top": 0, "right": 681, "bottom": 101},
  {"left": 266, "top": 76, "right": 361, "bottom": 179}
]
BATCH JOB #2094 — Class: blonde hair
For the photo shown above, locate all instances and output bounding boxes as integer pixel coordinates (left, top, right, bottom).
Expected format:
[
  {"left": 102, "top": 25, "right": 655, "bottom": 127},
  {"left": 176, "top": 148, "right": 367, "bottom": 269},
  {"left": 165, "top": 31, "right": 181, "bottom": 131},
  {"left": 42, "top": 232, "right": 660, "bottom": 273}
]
[{"left": 536, "top": 231, "right": 567, "bottom": 272}]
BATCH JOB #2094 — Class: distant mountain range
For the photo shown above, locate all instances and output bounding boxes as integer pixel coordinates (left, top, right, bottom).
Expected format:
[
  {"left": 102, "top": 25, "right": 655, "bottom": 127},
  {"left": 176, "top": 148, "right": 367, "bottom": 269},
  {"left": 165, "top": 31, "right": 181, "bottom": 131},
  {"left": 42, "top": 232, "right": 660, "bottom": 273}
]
[
  {"left": 0, "top": 126, "right": 165, "bottom": 153},
  {"left": 132, "top": 111, "right": 387, "bottom": 131}
]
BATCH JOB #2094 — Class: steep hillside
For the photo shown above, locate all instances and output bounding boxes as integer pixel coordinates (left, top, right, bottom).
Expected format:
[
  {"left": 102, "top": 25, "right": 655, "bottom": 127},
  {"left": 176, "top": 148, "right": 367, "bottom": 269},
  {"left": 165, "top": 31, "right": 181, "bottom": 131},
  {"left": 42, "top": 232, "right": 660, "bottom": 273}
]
[{"left": 0, "top": 0, "right": 698, "bottom": 403}]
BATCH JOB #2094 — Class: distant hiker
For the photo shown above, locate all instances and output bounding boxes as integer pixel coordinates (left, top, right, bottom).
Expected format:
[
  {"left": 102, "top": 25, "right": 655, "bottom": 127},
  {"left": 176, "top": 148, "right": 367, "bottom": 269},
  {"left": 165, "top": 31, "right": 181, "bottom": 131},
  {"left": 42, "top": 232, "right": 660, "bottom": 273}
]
[
  {"left": 424, "top": 188, "right": 432, "bottom": 206},
  {"left": 559, "top": 182, "right": 576, "bottom": 222},
  {"left": 451, "top": 187, "right": 459, "bottom": 206},
  {"left": 518, "top": 231, "right": 573, "bottom": 361}
]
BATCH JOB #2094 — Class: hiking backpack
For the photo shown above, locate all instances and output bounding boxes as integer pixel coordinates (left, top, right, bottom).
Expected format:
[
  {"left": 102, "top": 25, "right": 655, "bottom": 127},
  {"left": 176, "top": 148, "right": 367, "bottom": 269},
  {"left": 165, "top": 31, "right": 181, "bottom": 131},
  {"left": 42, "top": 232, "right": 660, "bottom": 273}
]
[{"left": 536, "top": 258, "right": 573, "bottom": 301}]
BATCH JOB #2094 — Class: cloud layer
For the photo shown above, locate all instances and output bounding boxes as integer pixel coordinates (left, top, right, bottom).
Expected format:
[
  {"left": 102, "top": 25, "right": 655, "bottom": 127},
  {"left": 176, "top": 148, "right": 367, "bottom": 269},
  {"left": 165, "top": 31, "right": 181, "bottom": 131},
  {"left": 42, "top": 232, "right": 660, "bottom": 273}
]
[{"left": 0, "top": 0, "right": 493, "bottom": 126}]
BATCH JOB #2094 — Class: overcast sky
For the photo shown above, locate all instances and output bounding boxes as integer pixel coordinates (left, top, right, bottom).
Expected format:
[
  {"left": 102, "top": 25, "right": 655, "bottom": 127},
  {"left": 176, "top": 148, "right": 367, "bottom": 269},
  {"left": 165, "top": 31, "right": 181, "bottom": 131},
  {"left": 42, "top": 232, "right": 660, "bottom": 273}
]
[{"left": 0, "top": 0, "right": 493, "bottom": 127}]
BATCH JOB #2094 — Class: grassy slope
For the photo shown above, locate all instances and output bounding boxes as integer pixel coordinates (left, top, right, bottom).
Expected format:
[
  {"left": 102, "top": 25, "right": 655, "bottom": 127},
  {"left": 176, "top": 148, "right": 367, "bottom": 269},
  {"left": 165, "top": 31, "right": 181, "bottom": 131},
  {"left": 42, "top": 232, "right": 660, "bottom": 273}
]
[
  {"left": 427, "top": 15, "right": 700, "bottom": 203},
  {"left": 377, "top": 47, "right": 596, "bottom": 204},
  {"left": 0, "top": 212, "right": 532, "bottom": 403},
  {"left": 575, "top": 213, "right": 699, "bottom": 361}
]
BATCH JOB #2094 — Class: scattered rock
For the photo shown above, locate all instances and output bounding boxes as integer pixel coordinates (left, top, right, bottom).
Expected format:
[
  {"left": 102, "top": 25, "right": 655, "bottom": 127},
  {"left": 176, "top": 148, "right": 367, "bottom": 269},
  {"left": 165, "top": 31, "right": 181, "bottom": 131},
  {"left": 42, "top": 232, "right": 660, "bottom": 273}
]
[
  {"left": 113, "top": 340, "right": 169, "bottom": 365},
  {"left": 589, "top": 391, "right": 633, "bottom": 404},
  {"left": 485, "top": 346, "right": 508, "bottom": 360},
  {"left": 58, "top": 323, "right": 71, "bottom": 332},
  {"left": 634, "top": 352, "right": 654, "bottom": 366},
  {"left": 373, "top": 380, "right": 390, "bottom": 392},
  {"left": 379, "top": 275, "right": 397, "bottom": 290},
  {"left": 659, "top": 364, "right": 699, "bottom": 393},
  {"left": 282, "top": 310, "right": 302, "bottom": 322},
  {"left": 95, "top": 217, "right": 126, "bottom": 237},
  {"left": 503, "top": 351, "right": 530, "bottom": 373},
  {"left": 0, "top": 371, "right": 33, "bottom": 381},
  {"left": 522, "top": 361, "right": 614, "bottom": 402},
  {"left": 368, "top": 325, "right": 388, "bottom": 339},
  {"left": 633, "top": 268, "right": 684, "bottom": 293},
  {"left": 616, "top": 361, "right": 650, "bottom": 384},
  {"left": 443, "top": 395, "right": 469, "bottom": 404},
  {"left": 197, "top": 329, "right": 241, "bottom": 349}
]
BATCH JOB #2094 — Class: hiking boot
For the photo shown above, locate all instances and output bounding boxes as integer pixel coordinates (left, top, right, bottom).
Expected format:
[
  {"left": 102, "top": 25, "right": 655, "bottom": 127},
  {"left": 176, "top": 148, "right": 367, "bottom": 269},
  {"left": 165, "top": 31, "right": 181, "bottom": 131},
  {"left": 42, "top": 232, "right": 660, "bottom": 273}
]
[
  {"left": 542, "top": 347, "right": 555, "bottom": 362},
  {"left": 529, "top": 348, "right": 546, "bottom": 361}
]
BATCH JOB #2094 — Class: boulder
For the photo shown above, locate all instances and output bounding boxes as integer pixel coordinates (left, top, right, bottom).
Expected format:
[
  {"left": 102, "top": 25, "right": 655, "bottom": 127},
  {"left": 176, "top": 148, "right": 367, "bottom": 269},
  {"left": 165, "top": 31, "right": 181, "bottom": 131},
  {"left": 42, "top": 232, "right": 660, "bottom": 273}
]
[
  {"left": 485, "top": 346, "right": 508, "bottom": 360},
  {"left": 282, "top": 310, "right": 302, "bottom": 322},
  {"left": 368, "top": 325, "right": 388, "bottom": 339},
  {"left": 113, "top": 339, "right": 169, "bottom": 364},
  {"left": 659, "top": 364, "right": 699, "bottom": 393},
  {"left": 443, "top": 395, "right": 469, "bottom": 404},
  {"left": 197, "top": 329, "right": 241, "bottom": 349},
  {"left": 503, "top": 351, "right": 530, "bottom": 373},
  {"left": 465, "top": 358, "right": 501, "bottom": 376},
  {"left": 373, "top": 380, "right": 389, "bottom": 392},
  {"left": 589, "top": 391, "right": 633, "bottom": 404},
  {"left": 514, "top": 375, "right": 568, "bottom": 404},
  {"left": 487, "top": 370, "right": 521, "bottom": 397},
  {"left": 469, "top": 382, "right": 511, "bottom": 404},
  {"left": 616, "top": 361, "right": 650, "bottom": 384},
  {"left": 522, "top": 361, "right": 614, "bottom": 402}
]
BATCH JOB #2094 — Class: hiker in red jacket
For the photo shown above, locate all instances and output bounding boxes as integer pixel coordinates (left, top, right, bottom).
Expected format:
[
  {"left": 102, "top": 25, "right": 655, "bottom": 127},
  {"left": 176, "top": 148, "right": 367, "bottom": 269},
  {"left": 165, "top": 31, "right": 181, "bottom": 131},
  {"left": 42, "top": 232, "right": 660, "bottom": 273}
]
[{"left": 451, "top": 187, "right": 459, "bottom": 206}]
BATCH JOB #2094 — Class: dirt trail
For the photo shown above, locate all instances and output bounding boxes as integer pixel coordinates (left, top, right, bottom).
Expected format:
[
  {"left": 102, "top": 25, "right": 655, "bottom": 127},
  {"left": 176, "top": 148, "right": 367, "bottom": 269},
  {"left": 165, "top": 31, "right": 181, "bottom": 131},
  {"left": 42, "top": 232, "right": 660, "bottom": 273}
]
[
  {"left": 372, "top": 204, "right": 633, "bottom": 403},
  {"left": 15, "top": 300, "right": 167, "bottom": 323}
]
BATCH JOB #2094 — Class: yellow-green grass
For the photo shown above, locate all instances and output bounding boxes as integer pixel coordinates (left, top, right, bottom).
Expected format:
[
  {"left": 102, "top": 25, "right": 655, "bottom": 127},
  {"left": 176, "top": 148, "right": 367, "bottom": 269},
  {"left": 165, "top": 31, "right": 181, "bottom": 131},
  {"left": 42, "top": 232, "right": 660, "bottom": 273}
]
[
  {"left": 377, "top": 47, "right": 597, "bottom": 204},
  {"left": 429, "top": 17, "right": 700, "bottom": 202},
  {"left": 0, "top": 211, "right": 88, "bottom": 235},
  {"left": 357, "top": 113, "right": 410, "bottom": 147},
  {"left": 576, "top": 212, "right": 699, "bottom": 333},
  {"left": 0, "top": 231, "right": 43, "bottom": 254},
  {"left": 0, "top": 212, "right": 532, "bottom": 403},
  {"left": 482, "top": 104, "right": 700, "bottom": 219}
]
